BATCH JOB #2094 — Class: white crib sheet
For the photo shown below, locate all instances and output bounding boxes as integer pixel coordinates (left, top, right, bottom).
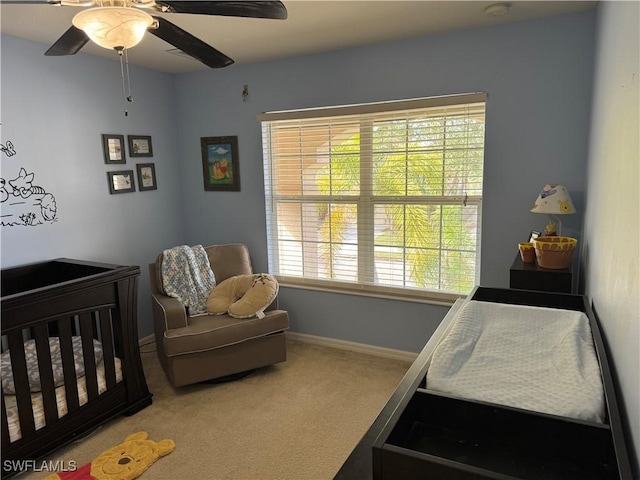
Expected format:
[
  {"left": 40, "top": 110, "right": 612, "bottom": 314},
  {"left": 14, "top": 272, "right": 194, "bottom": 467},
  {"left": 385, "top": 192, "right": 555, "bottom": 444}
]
[
  {"left": 426, "top": 300, "right": 605, "bottom": 423},
  {"left": 4, "top": 358, "right": 123, "bottom": 442}
]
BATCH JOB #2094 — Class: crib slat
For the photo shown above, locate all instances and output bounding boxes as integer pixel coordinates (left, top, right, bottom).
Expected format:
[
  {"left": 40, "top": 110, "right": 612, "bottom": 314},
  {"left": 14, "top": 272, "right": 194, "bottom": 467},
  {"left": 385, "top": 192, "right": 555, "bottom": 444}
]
[
  {"left": 79, "top": 313, "right": 99, "bottom": 401},
  {"left": 89, "top": 311, "right": 98, "bottom": 340},
  {"left": 33, "top": 325, "right": 59, "bottom": 428},
  {"left": 1, "top": 387, "right": 10, "bottom": 446},
  {"left": 7, "top": 330, "right": 36, "bottom": 438},
  {"left": 98, "top": 308, "right": 118, "bottom": 389},
  {"left": 57, "top": 320, "right": 80, "bottom": 412}
]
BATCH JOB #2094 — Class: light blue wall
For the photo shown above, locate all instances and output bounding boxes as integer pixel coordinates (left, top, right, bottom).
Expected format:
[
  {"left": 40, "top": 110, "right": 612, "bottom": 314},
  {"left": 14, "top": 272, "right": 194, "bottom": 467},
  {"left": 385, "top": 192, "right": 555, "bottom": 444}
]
[
  {"left": 584, "top": 1, "right": 639, "bottom": 473},
  {"left": 0, "top": 35, "right": 185, "bottom": 338},
  {"left": 1, "top": 11, "right": 597, "bottom": 352},
  {"left": 174, "top": 11, "right": 596, "bottom": 352}
]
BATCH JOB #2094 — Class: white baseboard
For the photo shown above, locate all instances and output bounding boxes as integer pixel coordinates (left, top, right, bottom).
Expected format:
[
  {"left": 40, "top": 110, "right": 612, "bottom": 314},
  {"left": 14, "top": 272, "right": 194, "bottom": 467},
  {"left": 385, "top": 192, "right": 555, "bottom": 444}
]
[
  {"left": 286, "top": 331, "right": 418, "bottom": 363},
  {"left": 139, "top": 331, "right": 417, "bottom": 363}
]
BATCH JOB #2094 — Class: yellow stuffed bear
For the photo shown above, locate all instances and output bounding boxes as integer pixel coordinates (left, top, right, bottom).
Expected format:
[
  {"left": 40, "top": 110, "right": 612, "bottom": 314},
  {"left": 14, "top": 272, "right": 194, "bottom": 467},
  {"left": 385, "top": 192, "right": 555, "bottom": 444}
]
[{"left": 45, "top": 432, "right": 174, "bottom": 480}]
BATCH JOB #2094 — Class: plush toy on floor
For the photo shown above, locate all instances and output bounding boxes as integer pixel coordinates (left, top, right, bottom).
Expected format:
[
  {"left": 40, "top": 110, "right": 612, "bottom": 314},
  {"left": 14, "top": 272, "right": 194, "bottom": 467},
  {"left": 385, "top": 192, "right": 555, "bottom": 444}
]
[{"left": 44, "top": 432, "right": 175, "bottom": 480}]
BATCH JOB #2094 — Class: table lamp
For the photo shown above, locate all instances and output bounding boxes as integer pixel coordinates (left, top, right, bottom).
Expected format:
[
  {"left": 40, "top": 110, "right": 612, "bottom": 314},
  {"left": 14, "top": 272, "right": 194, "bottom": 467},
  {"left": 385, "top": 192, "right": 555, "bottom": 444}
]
[{"left": 530, "top": 184, "right": 576, "bottom": 236}]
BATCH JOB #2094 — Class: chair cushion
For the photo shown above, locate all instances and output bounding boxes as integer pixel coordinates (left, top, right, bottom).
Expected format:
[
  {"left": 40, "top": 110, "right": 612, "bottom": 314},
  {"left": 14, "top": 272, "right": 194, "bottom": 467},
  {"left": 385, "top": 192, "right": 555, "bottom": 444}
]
[
  {"left": 207, "top": 274, "right": 279, "bottom": 319},
  {"left": 205, "top": 244, "right": 252, "bottom": 283},
  {"left": 162, "top": 310, "right": 289, "bottom": 357}
]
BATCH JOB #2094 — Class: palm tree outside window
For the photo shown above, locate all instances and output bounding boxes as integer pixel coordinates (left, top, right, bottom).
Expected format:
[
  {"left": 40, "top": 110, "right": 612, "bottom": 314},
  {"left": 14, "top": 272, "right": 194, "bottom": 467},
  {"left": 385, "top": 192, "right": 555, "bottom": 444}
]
[{"left": 259, "top": 93, "right": 486, "bottom": 303}]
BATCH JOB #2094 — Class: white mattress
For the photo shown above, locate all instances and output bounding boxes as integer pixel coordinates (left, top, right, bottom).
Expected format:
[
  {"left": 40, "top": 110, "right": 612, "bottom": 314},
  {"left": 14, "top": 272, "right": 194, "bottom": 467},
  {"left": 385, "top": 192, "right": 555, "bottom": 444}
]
[
  {"left": 4, "top": 358, "right": 123, "bottom": 443},
  {"left": 426, "top": 300, "right": 605, "bottom": 423}
]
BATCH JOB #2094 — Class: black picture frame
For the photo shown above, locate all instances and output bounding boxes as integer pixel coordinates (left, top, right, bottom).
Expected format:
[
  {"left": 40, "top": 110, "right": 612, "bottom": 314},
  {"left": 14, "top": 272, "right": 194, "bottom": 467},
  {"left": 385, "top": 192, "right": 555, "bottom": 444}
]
[
  {"left": 102, "top": 134, "right": 126, "bottom": 164},
  {"left": 200, "top": 136, "right": 240, "bottom": 191},
  {"left": 529, "top": 230, "right": 542, "bottom": 243},
  {"left": 136, "top": 163, "right": 157, "bottom": 191},
  {"left": 128, "top": 135, "right": 153, "bottom": 157},
  {"left": 107, "top": 170, "right": 136, "bottom": 194}
]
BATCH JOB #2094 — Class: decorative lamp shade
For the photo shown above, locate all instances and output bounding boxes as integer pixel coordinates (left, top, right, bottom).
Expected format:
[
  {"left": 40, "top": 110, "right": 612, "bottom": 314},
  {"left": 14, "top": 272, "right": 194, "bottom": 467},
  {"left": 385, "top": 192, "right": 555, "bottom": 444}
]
[
  {"left": 530, "top": 184, "right": 576, "bottom": 214},
  {"left": 72, "top": 7, "right": 154, "bottom": 50}
]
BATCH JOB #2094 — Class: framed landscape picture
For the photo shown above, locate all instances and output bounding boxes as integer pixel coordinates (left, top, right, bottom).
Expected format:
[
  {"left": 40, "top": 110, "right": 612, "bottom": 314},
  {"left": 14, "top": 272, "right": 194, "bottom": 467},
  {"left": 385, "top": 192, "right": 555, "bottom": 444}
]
[
  {"left": 200, "top": 136, "right": 240, "bottom": 191},
  {"left": 128, "top": 135, "right": 153, "bottom": 157},
  {"left": 107, "top": 170, "right": 136, "bottom": 194},
  {"left": 102, "top": 134, "right": 126, "bottom": 164}
]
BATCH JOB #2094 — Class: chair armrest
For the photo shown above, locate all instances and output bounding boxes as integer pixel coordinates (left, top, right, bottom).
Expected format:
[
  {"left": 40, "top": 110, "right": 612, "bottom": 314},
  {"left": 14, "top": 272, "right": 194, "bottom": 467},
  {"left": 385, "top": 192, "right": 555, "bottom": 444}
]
[{"left": 151, "top": 292, "right": 188, "bottom": 331}]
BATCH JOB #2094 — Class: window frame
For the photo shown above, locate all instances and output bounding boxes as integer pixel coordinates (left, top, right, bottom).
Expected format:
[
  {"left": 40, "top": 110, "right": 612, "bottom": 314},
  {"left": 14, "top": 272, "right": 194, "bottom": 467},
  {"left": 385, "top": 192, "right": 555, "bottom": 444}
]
[{"left": 259, "top": 92, "right": 486, "bottom": 305}]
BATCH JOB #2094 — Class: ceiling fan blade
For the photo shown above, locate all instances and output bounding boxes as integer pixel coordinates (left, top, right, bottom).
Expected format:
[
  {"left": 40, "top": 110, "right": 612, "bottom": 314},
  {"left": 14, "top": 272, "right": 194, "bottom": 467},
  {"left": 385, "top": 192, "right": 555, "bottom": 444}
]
[
  {"left": 154, "top": 1, "right": 287, "bottom": 20},
  {"left": 44, "top": 25, "right": 89, "bottom": 56},
  {"left": 148, "top": 16, "right": 234, "bottom": 69}
]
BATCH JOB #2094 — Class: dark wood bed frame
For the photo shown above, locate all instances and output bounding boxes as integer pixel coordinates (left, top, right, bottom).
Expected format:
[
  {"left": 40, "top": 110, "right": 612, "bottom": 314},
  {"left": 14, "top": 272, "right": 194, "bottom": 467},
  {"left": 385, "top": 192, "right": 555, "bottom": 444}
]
[
  {"left": 1, "top": 258, "right": 153, "bottom": 478},
  {"left": 335, "top": 287, "right": 633, "bottom": 480}
]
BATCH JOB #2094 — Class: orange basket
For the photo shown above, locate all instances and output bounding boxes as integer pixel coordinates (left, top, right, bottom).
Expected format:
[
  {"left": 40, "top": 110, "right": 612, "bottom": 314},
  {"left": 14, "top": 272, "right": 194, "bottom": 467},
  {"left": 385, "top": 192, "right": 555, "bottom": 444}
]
[
  {"left": 518, "top": 242, "right": 536, "bottom": 263},
  {"left": 533, "top": 236, "right": 577, "bottom": 269}
]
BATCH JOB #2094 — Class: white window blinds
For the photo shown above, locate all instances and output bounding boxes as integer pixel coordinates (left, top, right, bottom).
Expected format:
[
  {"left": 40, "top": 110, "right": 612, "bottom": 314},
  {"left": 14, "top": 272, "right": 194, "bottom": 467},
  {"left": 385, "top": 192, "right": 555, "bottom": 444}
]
[{"left": 259, "top": 92, "right": 486, "bottom": 301}]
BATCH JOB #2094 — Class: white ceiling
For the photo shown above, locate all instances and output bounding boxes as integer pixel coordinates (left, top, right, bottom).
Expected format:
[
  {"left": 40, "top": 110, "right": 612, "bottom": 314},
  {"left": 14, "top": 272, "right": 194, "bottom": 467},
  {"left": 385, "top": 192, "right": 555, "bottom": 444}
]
[{"left": 0, "top": 1, "right": 597, "bottom": 74}]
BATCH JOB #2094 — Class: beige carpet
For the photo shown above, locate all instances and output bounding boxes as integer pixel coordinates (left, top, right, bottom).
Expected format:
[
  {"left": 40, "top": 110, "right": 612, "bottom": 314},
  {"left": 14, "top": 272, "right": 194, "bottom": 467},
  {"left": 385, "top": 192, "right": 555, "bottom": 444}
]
[{"left": 17, "top": 340, "right": 410, "bottom": 480}]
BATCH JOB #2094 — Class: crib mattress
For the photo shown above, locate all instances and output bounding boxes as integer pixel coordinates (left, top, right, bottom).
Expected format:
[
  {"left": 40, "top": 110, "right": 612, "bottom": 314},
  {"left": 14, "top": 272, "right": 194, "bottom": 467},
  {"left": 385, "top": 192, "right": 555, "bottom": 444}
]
[
  {"left": 4, "top": 358, "right": 123, "bottom": 443},
  {"left": 426, "top": 300, "right": 606, "bottom": 423}
]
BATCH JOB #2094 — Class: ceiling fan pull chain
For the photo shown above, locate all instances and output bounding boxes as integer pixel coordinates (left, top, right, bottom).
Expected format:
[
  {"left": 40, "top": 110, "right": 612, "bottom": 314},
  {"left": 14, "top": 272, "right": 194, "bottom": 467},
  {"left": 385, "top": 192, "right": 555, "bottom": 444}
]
[
  {"left": 124, "top": 48, "right": 134, "bottom": 104},
  {"left": 118, "top": 49, "right": 128, "bottom": 116},
  {"left": 117, "top": 47, "right": 135, "bottom": 116}
]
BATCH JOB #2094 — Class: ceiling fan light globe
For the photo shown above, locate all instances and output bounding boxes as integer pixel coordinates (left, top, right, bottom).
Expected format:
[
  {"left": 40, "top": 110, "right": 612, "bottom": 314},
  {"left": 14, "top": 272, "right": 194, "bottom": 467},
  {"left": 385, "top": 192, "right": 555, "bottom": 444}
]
[{"left": 72, "top": 7, "right": 153, "bottom": 50}]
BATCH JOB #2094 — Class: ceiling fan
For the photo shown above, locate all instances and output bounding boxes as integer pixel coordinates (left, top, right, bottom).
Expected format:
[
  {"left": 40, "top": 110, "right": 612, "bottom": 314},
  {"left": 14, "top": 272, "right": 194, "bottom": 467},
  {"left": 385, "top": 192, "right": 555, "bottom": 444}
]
[{"left": 3, "top": 1, "right": 288, "bottom": 68}]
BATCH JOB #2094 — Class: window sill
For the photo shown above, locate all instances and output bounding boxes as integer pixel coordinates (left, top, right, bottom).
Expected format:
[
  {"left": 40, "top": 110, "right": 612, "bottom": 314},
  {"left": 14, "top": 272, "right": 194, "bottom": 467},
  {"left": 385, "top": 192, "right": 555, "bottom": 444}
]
[{"left": 275, "top": 277, "right": 464, "bottom": 307}]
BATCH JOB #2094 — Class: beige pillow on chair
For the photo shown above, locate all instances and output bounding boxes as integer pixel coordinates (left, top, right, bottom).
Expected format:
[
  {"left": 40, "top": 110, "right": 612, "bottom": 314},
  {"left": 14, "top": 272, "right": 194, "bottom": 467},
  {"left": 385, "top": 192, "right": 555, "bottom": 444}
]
[{"left": 207, "top": 274, "right": 278, "bottom": 319}]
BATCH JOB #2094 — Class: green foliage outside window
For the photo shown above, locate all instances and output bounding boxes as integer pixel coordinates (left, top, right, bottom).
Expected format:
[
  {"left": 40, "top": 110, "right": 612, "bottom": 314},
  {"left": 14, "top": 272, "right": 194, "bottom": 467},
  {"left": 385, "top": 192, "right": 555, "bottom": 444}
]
[{"left": 315, "top": 116, "right": 484, "bottom": 294}]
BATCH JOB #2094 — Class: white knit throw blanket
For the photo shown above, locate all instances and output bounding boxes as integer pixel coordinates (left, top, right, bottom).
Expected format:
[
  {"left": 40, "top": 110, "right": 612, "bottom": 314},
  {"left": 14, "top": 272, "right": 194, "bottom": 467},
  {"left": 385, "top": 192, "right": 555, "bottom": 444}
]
[{"left": 161, "top": 245, "right": 215, "bottom": 315}]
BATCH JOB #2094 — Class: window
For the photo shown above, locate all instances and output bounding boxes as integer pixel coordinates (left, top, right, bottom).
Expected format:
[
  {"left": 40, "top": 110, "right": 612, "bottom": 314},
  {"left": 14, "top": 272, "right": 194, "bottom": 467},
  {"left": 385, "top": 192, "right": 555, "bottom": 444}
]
[{"left": 259, "top": 92, "right": 486, "bottom": 302}]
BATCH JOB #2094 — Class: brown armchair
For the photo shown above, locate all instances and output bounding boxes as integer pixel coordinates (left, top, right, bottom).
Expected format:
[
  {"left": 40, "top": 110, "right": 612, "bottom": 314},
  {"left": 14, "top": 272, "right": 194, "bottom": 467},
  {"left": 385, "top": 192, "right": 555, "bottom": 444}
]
[{"left": 149, "top": 244, "right": 289, "bottom": 387}]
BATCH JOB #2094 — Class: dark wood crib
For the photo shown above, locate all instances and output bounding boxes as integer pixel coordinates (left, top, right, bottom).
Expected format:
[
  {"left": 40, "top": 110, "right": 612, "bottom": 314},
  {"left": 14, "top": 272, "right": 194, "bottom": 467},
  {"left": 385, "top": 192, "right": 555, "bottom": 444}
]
[{"left": 1, "top": 258, "right": 153, "bottom": 478}]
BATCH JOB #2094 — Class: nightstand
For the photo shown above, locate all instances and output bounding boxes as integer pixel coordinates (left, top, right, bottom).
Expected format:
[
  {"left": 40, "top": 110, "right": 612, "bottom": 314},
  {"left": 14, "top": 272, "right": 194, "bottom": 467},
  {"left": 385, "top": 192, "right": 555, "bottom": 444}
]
[{"left": 509, "top": 252, "right": 574, "bottom": 293}]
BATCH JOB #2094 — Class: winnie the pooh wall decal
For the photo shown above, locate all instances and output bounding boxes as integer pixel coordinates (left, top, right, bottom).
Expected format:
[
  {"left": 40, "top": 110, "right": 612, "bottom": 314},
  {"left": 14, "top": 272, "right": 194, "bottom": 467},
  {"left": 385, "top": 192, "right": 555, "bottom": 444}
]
[{"left": 2, "top": 139, "right": 59, "bottom": 227}]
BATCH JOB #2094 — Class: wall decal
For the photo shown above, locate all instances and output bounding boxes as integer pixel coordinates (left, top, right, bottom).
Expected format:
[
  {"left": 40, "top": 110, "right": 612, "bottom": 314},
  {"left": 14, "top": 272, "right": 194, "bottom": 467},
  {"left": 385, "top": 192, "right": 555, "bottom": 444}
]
[
  {"left": 1, "top": 168, "right": 58, "bottom": 226},
  {"left": 2, "top": 139, "right": 59, "bottom": 226},
  {"left": 1, "top": 141, "right": 17, "bottom": 157}
]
